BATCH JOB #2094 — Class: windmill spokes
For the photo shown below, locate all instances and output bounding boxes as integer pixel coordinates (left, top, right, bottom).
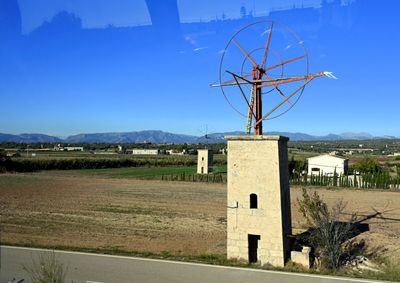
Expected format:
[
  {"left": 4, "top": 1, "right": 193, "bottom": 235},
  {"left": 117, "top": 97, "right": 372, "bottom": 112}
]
[
  {"left": 256, "top": 72, "right": 328, "bottom": 88},
  {"left": 232, "top": 39, "right": 258, "bottom": 66},
  {"left": 264, "top": 55, "right": 305, "bottom": 72},
  {"left": 262, "top": 23, "right": 274, "bottom": 68},
  {"left": 212, "top": 20, "right": 332, "bottom": 135},
  {"left": 230, "top": 72, "right": 257, "bottom": 121},
  {"left": 254, "top": 78, "right": 316, "bottom": 126},
  {"left": 213, "top": 72, "right": 328, "bottom": 88}
]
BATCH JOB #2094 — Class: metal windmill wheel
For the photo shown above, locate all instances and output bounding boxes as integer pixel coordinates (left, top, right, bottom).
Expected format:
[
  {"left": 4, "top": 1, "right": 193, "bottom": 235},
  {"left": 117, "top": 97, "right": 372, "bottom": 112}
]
[{"left": 211, "top": 20, "right": 336, "bottom": 135}]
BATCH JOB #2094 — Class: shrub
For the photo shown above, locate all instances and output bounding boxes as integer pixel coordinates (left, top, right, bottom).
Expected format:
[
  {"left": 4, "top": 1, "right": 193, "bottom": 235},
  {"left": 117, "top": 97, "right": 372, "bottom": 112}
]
[
  {"left": 23, "top": 252, "right": 67, "bottom": 283},
  {"left": 297, "top": 188, "right": 356, "bottom": 270},
  {"left": 354, "top": 157, "right": 383, "bottom": 174}
]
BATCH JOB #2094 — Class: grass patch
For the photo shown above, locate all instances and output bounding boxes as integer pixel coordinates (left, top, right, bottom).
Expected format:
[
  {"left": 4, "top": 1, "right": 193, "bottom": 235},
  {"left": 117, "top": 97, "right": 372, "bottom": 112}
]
[
  {"left": 54, "top": 165, "right": 227, "bottom": 182},
  {"left": 357, "top": 257, "right": 400, "bottom": 282},
  {"left": 94, "top": 205, "right": 174, "bottom": 216},
  {"left": 63, "top": 166, "right": 198, "bottom": 179}
]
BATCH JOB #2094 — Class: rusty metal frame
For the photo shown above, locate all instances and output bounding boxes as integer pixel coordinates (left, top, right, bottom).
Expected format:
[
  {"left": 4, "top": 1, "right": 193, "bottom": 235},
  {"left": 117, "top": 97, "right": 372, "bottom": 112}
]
[{"left": 213, "top": 20, "right": 328, "bottom": 135}]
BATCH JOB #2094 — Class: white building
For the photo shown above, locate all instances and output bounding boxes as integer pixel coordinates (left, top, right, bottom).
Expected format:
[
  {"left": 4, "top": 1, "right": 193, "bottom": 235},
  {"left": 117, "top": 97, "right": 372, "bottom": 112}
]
[
  {"left": 64, "top": 146, "right": 84, "bottom": 152},
  {"left": 307, "top": 154, "right": 349, "bottom": 176},
  {"left": 131, "top": 149, "right": 159, "bottom": 155},
  {"left": 53, "top": 145, "right": 83, "bottom": 151},
  {"left": 166, "top": 149, "right": 184, "bottom": 155}
]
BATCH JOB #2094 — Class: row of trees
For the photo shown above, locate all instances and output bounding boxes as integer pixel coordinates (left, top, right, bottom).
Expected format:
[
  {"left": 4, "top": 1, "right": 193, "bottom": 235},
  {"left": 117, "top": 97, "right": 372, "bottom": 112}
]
[
  {"left": 0, "top": 157, "right": 198, "bottom": 172},
  {"left": 290, "top": 171, "right": 400, "bottom": 189},
  {"left": 160, "top": 173, "right": 226, "bottom": 183}
]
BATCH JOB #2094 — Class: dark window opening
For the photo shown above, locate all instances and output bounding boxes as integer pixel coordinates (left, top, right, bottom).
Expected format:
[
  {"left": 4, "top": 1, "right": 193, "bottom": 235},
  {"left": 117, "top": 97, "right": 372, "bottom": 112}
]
[{"left": 250, "top": 193, "right": 258, "bottom": 209}]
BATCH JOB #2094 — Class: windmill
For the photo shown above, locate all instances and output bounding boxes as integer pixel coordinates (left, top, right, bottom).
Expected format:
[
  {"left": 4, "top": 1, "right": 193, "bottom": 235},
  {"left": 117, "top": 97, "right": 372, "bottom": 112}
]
[
  {"left": 216, "top": 20, "right": 336, "bottom": 266},
  {"left": 211, "top": 20, "right": 336, "bottom": 135},
  {"left": 199, "top": 124, "right": 211, "bottom": 147}
]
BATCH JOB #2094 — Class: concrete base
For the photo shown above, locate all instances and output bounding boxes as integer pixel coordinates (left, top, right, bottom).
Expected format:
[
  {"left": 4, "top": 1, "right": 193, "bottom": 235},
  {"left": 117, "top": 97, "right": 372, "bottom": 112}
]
[
  {"left": 226, "top": 135, "right": 292, "bottom": 267},
  {"left": 291, "top": 246, "right": 311, "bottom": 269}
]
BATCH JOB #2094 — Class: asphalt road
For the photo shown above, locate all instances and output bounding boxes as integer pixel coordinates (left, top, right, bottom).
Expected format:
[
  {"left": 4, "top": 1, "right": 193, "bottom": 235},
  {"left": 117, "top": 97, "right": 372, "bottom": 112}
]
[{"left": 0, "top": 246, "right": 386, "bottom": 283}]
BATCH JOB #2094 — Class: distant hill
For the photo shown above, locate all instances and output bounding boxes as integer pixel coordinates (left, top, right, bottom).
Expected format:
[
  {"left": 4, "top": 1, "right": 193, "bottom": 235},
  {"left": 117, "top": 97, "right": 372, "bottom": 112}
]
[
  {"left": 339, "top": 132, "right": 373, "bottom": 140},
  {"left": 197, "top": 131, "right": 245, "bottom": 144},
  {"left": 0, "top": 131, "right": 398, "bottom": 143},
  {"left": 197, "top": 132, "right": 375, "bottom": 142},
  {"left": 0, "top": 133, "right": 62, "bottom": 143}
]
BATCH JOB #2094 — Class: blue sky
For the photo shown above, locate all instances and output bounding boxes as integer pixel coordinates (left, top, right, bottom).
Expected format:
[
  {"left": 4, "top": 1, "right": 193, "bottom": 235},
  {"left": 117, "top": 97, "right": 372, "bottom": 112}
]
[{"left": 1, "top": 0, "right": 400, "bottom": 137}]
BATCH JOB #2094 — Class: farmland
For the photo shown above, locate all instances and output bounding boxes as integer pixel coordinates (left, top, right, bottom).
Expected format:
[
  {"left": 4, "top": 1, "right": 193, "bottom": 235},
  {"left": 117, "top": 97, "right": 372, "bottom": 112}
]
[
  {"left": 1, "top": 171, "right": 400, "bottom": 263},
  {"left": 50, "top": 165, "right": 227, "bottom": 179}
]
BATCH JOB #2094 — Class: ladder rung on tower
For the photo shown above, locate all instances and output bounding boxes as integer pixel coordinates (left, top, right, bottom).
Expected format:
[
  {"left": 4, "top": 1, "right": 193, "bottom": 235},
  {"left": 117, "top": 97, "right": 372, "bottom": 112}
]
[{"left": 246, "top": 88, "right": 254, "bottom": 135}]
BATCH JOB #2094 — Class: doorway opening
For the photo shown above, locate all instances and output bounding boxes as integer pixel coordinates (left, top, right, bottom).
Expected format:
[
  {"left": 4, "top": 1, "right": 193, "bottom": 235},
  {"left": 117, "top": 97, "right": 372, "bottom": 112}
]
[{"left": 248, "top": 234, "right": 260, "bottom": 263}]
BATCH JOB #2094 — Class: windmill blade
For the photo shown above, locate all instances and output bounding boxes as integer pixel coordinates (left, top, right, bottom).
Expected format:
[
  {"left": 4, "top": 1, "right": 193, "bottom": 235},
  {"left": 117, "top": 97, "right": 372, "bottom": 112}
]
[
  {"left": 211, "top": 71, "right": 255, "bottom": 87},
  {"left": 257, "top": 72, "right": 327, "bottom": 88},
  {"left": 226, "top": 70, "right": 254, "bottom": 84},
  {"left": 214, "top": 71, "right": 324, "bottom": 88},
  {"left": 263, "top": 72, "right": 293, "bottom": 106},
  {"left": 274, "top": 86, "right": 293, "bottom": 106},
  {"left": 255, "top": 78, "right": 315, "bottom": 125},
  {"left": 230, "top": 72, "right": 257, "bottom": 120},
  {"left": 218, "top": 73, "right": 253, "bottom": 85},
  {"left": 262, "top": 23, "right": 274, "bottom": 68},
  {"left": 232, "top": 39, "right": 258, "bottom": 66},
  {"left": 264, "top": 55, "right": 306, "bottom": 72}
]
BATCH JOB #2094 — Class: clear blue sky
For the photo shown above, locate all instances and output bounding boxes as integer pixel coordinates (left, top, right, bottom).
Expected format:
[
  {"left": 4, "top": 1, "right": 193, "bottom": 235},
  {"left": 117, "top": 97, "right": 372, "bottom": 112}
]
[{"left": 1, "top": 0, "right": 399, "bottom": 137}]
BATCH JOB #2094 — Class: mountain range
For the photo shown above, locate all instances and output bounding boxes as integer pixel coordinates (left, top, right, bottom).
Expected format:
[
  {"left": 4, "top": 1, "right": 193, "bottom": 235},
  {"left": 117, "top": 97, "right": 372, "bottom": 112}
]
[{"left": 0, "top": 131, "right": 398, "bottom": 144}]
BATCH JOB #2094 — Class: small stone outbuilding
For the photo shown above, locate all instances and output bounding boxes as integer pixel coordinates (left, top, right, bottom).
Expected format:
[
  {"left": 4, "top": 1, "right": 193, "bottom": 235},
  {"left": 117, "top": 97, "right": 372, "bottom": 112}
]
[{"left": 197, "top": 149, "right": 213, "bottom": 174}]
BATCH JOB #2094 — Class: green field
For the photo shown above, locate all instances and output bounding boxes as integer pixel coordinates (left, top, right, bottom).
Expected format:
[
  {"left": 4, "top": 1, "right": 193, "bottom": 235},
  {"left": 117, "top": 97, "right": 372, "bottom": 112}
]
[
  {"left": 23, "top": 151, "right": 195, "bottom": 159},
  {"left": 50, "top": 165, "right": 227, "bottom": 180}
]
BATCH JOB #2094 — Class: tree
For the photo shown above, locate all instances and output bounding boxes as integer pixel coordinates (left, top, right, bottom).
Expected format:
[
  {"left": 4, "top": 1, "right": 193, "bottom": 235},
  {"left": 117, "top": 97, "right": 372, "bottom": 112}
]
[
  {"left": 297, "top": 189, "right": 356, "bottom": 270},
  {"left": 0, "top": 149, "right": 10, "bottom": 173},
  {"left": 333, "top": 168, "right": 338, "bottom": 187},
  {"left": 354, "top": 157, "right": 382, "bottom": 174},
  {"left": 176, "top": 143, "right": 188, "bottom": 152}
]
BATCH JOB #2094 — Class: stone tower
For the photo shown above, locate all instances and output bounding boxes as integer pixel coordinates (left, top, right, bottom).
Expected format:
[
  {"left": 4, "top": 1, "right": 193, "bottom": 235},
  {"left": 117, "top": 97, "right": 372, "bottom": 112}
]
[
  {"left": 197, "top": 149, "right": 213, "bottom": 174},
  {"left": 226, "top": 135, "right": 292, "bottom": 267}
]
